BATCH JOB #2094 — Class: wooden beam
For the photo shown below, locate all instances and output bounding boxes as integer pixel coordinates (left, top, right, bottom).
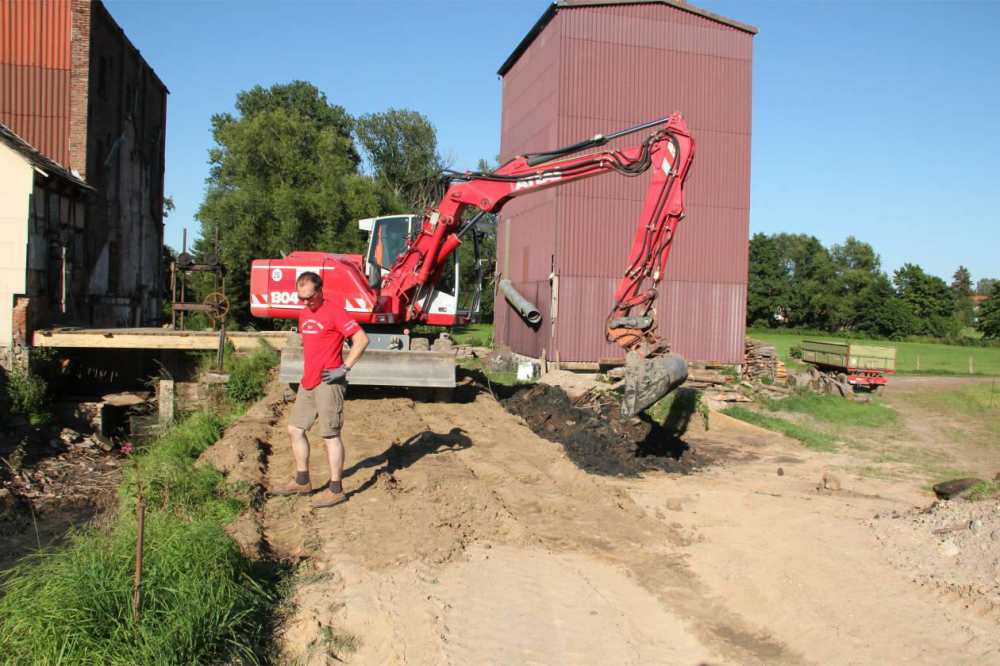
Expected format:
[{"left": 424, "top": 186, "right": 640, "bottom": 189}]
[{"left": 33, "top": 329, "right": 292, "bottom": 351}]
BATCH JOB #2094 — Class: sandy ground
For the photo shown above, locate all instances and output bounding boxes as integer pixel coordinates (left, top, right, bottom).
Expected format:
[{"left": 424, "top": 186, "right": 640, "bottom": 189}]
[{"left": 223, "top": 375, "right": 1000, "bottom": 666}]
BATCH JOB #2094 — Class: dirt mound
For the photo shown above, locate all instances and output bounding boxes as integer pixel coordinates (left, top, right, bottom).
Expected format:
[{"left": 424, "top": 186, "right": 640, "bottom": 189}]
[
  {"left": 197, "top": 384, "right": 288, "bottom": 559},
  {"left": 501, "top": 383, "right": 707, "bottom": 477},
  {"left": 868, "top": 498, "right": 1000, "bottom": 615},
  {"left": 198, "top": 384, "right": 287, "bottom": 489}
]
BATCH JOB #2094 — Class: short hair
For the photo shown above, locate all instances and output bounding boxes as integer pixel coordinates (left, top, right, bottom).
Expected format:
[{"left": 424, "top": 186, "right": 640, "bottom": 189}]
[{"left": 296, "top": 271, "right": 323, "bottom": 291}]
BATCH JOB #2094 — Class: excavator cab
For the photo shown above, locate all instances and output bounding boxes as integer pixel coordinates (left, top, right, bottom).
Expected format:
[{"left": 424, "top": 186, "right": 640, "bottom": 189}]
[{"left": 359, "top": 215, "right": 484, "bottom": 326}]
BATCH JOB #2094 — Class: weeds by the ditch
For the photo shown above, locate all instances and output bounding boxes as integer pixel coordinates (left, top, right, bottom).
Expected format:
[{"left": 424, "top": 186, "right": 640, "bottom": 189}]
[{"left": 0, "top": 342, "right": 283, "bottom": 666}]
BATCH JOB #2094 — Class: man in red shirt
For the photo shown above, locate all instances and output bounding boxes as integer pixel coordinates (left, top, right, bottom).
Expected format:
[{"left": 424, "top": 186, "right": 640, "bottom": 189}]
[{"left": 275, "top": 271, "right": 369, "bottom": 508}]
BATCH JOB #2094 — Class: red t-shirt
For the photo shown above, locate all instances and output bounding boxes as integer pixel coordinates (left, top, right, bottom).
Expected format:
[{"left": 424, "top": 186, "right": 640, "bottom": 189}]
[{"left": 298, "top": 298, "right": 360, "bottom": 390}]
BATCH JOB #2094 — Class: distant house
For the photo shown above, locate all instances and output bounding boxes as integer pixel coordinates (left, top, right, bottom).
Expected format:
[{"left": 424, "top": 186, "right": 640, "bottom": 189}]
[
  {"left": 0, "top": 0, "right": 168, "bottom": 369},
  {"left": 972, "top": 295, "right": 988, "bottom": 324}
]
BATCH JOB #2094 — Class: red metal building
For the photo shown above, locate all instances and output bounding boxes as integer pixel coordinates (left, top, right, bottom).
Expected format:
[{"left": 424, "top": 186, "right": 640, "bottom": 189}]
[{"left": 495, "top": 0, "right": 755, "bottom": 364}]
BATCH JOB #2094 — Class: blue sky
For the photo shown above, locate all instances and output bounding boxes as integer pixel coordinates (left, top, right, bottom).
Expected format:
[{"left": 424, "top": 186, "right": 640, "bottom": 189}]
[{"left": 106, "top": 0, "right": 999, "bottom": 285}]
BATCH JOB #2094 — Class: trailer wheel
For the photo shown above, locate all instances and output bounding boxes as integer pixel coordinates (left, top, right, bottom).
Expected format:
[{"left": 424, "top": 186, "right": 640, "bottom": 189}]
[
  {"left": 807, "top": 366, "right": 821, "bottom": 380},
  {"left": 837, "top": 372, "right": 848, "bottom": 386},
  {"left": 869, "top": 385, "right": 881, "bottom": 394}
]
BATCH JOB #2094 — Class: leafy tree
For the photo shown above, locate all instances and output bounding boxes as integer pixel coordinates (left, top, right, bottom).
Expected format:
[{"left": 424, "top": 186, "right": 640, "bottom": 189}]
[
  {"left": 951, "top": 265, "right": 974, "bottom": 326},
  {"left": 747, "top": 233, "right": 789, "bottom": 327},
  {"left": 893, "top": 263, "right": 960, "bottom": 336},
  {"left": 772, "top": 233, "right": 840, "bottom": 330},
  {"left": 196, "top": 81, "right": 392, "bottom": 325},
  {"left": 355, "top": 108, "right": 448, "bottom": 213},
  {"left": 977, "top": 278, "right": 999, "bottom": 297},
  {"left": 850, "top": 273, "right": 919, "bottom": 339},
  {"left": 831, "top": 236, "right": 881, "bottom": 329},
  {"left": 977, "top": 282, "right": 1000, "bottom": 339}
]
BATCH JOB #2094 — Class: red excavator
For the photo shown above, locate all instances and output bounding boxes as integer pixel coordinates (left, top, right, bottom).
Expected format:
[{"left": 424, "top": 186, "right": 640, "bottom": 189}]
[{"left": 250, "top": 113, "right": 695, "bottom": 418}]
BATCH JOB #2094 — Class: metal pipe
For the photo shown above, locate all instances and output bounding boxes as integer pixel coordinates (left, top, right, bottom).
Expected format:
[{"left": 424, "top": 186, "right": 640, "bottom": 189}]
[{"left": 499, "top": 279, "right": 541, "bottom": 325}]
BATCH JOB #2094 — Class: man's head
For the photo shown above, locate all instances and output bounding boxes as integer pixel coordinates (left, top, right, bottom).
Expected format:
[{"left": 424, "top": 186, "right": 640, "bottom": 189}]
[{"left": 296, "top": 272, "right": 324, "bottom": 311}]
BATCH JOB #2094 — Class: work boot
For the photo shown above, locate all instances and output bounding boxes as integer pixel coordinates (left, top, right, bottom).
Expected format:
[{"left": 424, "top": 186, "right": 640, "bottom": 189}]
[
  {"left": 273, "top": 480, "right": 312, "bottom": 496},
  {"left": 309, "top": 488, "right": 347, "bottom": 509}
]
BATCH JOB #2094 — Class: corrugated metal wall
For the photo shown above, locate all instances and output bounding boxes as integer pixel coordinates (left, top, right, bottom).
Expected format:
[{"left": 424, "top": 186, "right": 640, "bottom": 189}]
[
  {"left": 0, "top": 0, "right": 72, "bottom": 166},
  {"left": 496, "top": 14, "right": 563, "bottom": 359},
  {"left": 498, "top": 1, "right": 754, "bottom": 364}
]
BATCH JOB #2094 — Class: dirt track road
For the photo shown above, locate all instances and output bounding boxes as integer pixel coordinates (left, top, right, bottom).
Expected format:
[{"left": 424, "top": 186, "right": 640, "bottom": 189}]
[{"left": 248, "top": 381, "right": 1000, "bottom": 665}]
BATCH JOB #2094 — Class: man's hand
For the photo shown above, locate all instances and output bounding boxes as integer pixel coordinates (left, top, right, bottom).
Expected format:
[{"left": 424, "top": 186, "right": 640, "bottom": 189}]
[{"left": 321, "top": 366, "right": 348, "bottom": 385}]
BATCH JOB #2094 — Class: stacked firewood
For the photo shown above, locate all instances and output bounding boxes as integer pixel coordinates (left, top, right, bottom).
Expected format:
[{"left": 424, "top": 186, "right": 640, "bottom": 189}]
[{"left": 742, "top": 338, "right": 783, "bottom": 382}]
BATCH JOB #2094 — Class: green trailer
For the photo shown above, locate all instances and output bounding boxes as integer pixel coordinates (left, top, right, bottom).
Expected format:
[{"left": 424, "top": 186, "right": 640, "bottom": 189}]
[{"left": 800, "top": 340, "right": 896, "bottom": 392}]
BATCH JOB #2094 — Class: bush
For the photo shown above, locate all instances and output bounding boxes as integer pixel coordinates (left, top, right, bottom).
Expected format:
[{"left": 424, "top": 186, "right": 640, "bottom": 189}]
[
  {"left": 227, "top": 339, "right": 280, "bottom": 404},
  {"left": 789, "top": 344, "right": 803, "bottom": 359},
  {"left": 0, "top": 366, "right": 50, "bottom": 427}
]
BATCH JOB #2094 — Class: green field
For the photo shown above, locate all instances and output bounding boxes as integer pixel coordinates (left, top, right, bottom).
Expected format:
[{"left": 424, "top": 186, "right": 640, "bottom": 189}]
[{"left": 748, "top": 330, "right": 1000, "bottom": 376}]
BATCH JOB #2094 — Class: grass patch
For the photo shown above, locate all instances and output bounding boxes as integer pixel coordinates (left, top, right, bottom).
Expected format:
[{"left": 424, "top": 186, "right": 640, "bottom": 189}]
[
  {"left": 413, "top": 323, "right": 494, "bottom": 347},
  {"left": 756, "top": 390, "right": 898, "bottom": 428},
  {"left": 457, "top": 356, "right": 536, "bottom": 389},
  {"left": 968, "top": 480, "right": 999, "bottom": 501},
  {"left": 449, "top": 323, "right": 494, "bottom": 347},
  {"left": 721, "top": 406, "right": 839, "bottom": 452},
  {"left": 748, "top": 329, "right": 1000, "bottom": 376},
  {"left": 647, "top": 389, "right": 710, "bottom": 435},
  {"left": 0, "top": 343, "right": 284, "bottom": 665},
  {"left": 901, "top": 382, "right": 1000, "bottom": 447},
  {"left": 0, "top": 513, "right": 270, "bottom": 665}
]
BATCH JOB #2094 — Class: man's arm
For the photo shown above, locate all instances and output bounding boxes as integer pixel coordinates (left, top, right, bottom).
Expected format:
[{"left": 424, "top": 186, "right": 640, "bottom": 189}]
[{"left": 343, "top": 328, "right": 369, "bottom": 370}]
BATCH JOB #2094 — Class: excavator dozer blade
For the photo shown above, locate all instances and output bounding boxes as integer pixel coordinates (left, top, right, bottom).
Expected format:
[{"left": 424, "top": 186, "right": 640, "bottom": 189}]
[
  {"left": 278, "top": 337, "right": 455, "bottom": 389},
  {"left": 620, "top": 351, "right": 688, "bottom": 420}
]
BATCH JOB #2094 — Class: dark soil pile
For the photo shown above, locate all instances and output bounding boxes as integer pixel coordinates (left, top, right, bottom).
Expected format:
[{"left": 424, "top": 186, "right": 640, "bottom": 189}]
[{"left": 502, "top": 383, "right": 707, "bottom": 477}]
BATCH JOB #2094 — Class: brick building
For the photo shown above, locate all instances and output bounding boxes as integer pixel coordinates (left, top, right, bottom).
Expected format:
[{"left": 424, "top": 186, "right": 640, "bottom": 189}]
[{"left": 0, "top": 0, "right": 168, "bottom": 368}]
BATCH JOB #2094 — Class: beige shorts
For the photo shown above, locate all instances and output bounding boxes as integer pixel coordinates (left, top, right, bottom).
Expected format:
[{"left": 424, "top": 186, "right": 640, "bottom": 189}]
[{"left": 289, "top": 382, "right": 345, "bottom": 438}]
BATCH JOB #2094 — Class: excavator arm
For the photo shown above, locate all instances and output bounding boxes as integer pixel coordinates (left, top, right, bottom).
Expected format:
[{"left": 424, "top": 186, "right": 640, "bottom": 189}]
[{"left": 381, "top": 113, "right": 696, "bottom": 416}]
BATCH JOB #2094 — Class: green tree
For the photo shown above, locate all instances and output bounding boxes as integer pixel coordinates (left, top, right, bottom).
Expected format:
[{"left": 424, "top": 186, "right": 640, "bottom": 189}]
[
  {"left": 850, "top": 273, "right": 919, "bottom": 339},
  {"left": 196, "top": 81, "right": 391, "bottom": 325},
  {"left": 355, "top": 108, "right": 447, "bottom": 213},
  {"left": 977, "top": 278, "right": 998, "bottom": 297},
  {"left": 893, "top": 263, "right": 960, "bottom": 336},
  {"left": 772, "top": 233, "right": 840, "bottom": 330},
  {"left": 951, "top": 265, "right": 974, "bottom": 326},
  {"left": 977, "top": 282, "right": 1000, "bottom": 339},
  {"left": 746, "top": 233, "right": 789, "bottom": 327},
  {"left": 831, "top": 236, "right": 881, "bottom": 329}
]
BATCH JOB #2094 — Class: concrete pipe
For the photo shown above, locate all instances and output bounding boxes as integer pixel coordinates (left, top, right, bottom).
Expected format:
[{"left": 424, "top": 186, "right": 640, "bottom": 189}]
[{"left": 499, "top": 280, "right": 542, "bottom": 325}]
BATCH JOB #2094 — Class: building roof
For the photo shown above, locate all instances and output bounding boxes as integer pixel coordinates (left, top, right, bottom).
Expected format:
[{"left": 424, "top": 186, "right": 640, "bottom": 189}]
[
  {"left": 498, "top": 0, "right": 758, "bottom": 76},
  {"left": 93, "top": 1, "right": 170, "bottom": 94},
  {"left": 0, "top": 122, "right": 95, "bottom": 191}
]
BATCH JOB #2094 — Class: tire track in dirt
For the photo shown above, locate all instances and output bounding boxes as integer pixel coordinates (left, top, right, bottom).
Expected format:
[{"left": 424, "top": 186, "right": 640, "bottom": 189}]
[{"left": 411, "top": 394, "right": 800, "bottom": 666}]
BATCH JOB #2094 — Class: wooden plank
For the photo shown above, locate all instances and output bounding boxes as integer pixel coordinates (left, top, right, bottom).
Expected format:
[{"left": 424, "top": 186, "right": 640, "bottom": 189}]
[
  {"left": 33, "top": 329, "right": 292, "bottom": 351},
  {"left": 557, "top": 361, "right": 601, "bottom": 371}
]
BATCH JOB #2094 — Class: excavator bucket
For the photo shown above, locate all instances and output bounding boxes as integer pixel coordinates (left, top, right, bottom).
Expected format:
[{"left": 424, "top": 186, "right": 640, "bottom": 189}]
[
  {"left": 278, "top": 336, "right": 455, "bottom": 389},
  {"left": 620, "top": 351, "right": 689, "bottom": 420}
]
